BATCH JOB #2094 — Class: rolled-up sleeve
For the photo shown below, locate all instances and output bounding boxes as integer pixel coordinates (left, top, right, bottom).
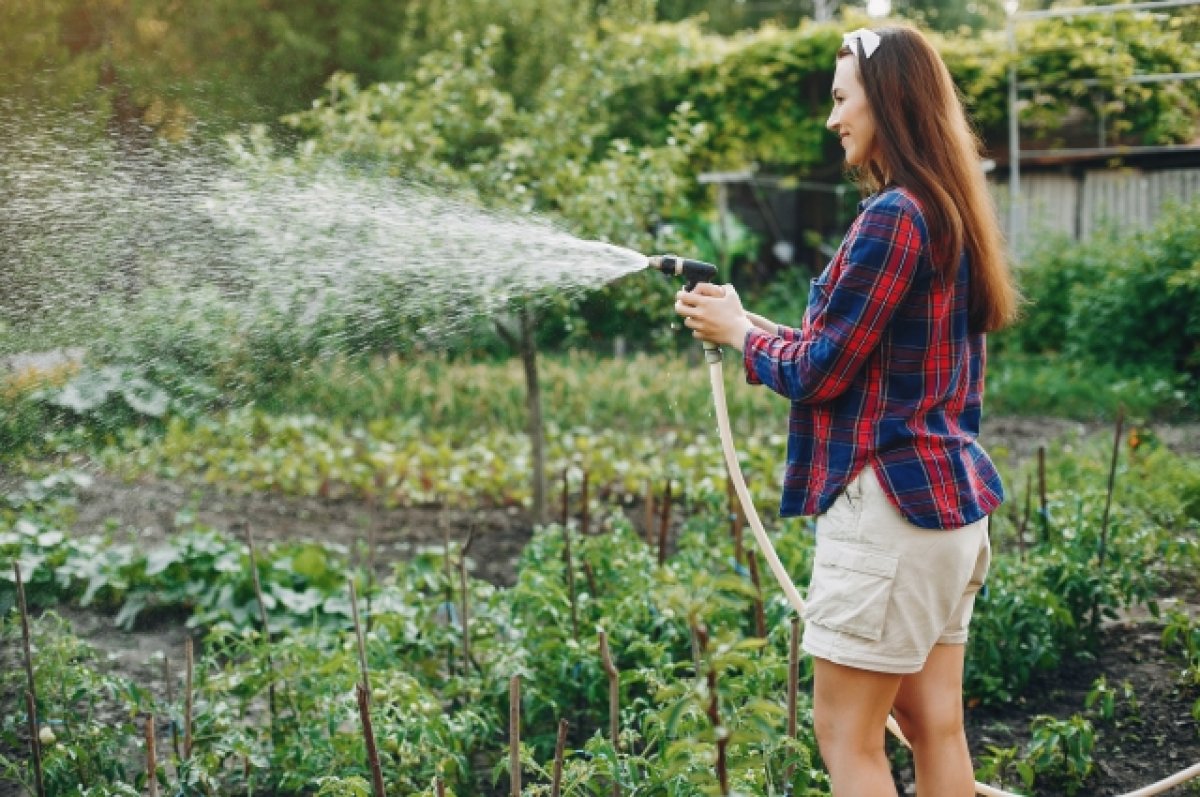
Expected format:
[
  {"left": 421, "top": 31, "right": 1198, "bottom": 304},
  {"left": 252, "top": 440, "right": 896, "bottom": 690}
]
[{"left": 742, "top": 198, "right": 925, "bottom": 403}]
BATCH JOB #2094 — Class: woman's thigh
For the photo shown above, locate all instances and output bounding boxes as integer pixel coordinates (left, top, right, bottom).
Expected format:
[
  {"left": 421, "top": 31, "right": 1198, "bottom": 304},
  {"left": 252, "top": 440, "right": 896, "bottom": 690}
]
[{"left": 812, "top": 657, "right": 903, "bottom": 744}]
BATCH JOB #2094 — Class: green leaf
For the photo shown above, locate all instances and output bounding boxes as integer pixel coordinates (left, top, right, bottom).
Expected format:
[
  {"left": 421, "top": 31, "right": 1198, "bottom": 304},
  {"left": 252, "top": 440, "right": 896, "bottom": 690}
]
[
  {"left": 291, "top": 544, "right": 331, "bottom": 582},
  {"left": 145, "top": 546, "right": 181, "bottom": 577},
  {"left": 121, "top": 377, "right": 170, "bottom": 418}
]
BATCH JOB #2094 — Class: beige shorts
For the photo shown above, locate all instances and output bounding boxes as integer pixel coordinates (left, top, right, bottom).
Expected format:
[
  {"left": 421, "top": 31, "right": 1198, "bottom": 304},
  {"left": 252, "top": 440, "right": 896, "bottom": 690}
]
[{"left": 801, "top": 465, "right": 991, "bottom": 674}]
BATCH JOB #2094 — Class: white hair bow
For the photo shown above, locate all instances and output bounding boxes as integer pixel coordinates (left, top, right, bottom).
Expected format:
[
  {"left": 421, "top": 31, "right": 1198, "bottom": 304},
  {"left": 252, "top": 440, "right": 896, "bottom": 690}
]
[{"left": 842, "top": 28, "right": 882, "bottom": 59}]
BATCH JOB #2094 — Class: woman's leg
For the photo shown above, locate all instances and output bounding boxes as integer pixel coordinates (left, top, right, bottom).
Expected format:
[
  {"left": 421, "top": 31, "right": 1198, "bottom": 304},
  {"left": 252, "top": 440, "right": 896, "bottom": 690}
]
[
  {"left": 812, "top": 657, "right": 903, "bottom": 797},
  {"left": 891, "top": 643, "right": 975, "bottom": 797}
]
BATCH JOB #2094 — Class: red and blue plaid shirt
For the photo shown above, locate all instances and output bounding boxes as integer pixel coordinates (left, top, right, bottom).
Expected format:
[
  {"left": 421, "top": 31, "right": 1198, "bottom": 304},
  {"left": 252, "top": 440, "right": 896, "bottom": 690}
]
[{"left": 743, "top": 186, "right": 1004, "bottom": 529}]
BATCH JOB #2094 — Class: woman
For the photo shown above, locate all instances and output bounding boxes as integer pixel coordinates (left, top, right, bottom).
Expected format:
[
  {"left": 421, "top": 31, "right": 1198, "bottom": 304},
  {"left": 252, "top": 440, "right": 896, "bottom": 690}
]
[{"left": 674, "top": 24, "right": 1020, "bottom": 797}]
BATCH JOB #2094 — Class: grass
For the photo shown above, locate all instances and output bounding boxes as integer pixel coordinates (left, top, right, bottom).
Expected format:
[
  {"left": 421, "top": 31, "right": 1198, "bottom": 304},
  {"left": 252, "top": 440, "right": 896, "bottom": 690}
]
[{"left": 255, "top": 348, "right": 1194, "bottom": 433}]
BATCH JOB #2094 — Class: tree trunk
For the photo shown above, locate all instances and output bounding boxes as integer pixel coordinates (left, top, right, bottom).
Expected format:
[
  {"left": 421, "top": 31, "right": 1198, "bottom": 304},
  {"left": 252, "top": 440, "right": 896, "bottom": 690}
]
[{"left": 519, "top": 306, "right": 547, "bottom": 524}]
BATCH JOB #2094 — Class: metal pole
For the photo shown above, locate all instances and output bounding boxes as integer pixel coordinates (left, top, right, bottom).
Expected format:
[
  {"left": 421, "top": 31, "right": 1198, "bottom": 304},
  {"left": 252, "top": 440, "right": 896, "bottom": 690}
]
[{"left": 1007, "top": 9, "right": 1021, "bottom": 253}]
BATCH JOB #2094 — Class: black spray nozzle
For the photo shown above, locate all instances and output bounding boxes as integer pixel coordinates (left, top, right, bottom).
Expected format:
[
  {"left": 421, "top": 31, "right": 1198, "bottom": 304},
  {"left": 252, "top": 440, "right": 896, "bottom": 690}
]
[{"left": 648, "top": 254, "right": 718, "bottom": 291}]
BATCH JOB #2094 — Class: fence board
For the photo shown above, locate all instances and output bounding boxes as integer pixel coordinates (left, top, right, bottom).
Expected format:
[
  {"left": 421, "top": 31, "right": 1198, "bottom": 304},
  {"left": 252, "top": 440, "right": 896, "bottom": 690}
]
[{"left": 992, "top": 166, "right": 1200, "bottom": 246}]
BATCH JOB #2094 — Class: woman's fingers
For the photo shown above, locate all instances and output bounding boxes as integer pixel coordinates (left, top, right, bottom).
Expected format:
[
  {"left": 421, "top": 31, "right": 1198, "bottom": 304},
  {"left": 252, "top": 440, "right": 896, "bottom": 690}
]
[{"left": 692, "top": 283, "right": 726, "bottom": 298}]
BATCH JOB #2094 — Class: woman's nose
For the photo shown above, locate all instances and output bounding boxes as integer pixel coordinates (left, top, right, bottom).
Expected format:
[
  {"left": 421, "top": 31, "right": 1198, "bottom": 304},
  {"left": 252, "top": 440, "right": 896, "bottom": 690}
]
[{"left": 826, "top": 109, "right": 838, "bottom": 132}]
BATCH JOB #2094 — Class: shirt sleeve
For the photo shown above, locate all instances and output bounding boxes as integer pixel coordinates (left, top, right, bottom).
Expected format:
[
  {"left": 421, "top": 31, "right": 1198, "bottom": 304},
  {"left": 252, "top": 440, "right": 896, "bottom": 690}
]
[{"left": 742, "top": 196, "right": 924, "bottom": 403}]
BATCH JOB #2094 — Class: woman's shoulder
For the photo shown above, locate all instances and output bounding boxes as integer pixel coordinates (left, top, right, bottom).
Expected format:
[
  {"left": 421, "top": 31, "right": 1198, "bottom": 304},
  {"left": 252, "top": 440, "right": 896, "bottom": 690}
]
[
  {"left": 862, "top": 185, "right": 924, "bottom": 219},
  {"left": 857, "top": 185, "right": 930, "bottom": 247}
]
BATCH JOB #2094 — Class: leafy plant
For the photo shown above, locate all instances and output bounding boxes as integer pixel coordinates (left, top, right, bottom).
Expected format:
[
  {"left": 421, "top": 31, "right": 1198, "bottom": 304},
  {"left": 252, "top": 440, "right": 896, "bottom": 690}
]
[
  {"left": 1162, "top": 608, "right": 1200, "bottom": 725},
  {"left": 1023, "top": 714, "right": 1096, "bottom": 796}
]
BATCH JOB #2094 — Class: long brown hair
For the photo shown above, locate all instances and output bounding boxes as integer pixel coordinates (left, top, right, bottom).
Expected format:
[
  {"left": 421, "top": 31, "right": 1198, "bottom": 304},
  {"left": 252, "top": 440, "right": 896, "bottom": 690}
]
[{"left": 840, "top": 24, "right": 1020, "bottom": 334}]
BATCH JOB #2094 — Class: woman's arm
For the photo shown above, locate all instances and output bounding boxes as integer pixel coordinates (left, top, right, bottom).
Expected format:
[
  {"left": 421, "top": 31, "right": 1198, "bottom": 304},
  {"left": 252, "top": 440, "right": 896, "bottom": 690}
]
[{"left": 743, "top": 194, "right": 925, "bottom": 403}]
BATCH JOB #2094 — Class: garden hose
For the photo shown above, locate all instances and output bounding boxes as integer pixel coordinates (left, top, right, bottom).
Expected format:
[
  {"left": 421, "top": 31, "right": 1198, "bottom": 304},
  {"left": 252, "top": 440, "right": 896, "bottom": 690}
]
[{"left": 702, "top": 343, "right": 1200, "bottom": 797}]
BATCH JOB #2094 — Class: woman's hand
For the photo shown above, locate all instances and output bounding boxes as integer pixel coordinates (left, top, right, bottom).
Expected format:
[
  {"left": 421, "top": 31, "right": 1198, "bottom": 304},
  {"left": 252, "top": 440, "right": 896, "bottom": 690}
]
[{"left": 674, "top": 283, "right": 755, "bottom": 352}]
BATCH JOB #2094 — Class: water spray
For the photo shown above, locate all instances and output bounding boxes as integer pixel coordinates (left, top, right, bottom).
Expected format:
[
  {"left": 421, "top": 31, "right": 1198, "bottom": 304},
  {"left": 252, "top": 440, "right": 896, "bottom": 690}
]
[{"left": 650, "top": 254, "right": 1200, "bottom": 797}]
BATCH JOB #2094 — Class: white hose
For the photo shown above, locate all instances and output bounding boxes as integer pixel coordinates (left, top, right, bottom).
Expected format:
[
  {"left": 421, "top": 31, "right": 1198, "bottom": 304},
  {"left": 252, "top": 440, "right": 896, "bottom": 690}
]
[{"left": 704, "top": 350, "right": 1199, "bottom": 797}]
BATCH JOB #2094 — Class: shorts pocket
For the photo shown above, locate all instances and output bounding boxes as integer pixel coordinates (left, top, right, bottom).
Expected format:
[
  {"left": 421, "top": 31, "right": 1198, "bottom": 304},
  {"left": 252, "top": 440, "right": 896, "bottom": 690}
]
[{"left": 803, "top": 538, "right": 899, "bottom": 642}]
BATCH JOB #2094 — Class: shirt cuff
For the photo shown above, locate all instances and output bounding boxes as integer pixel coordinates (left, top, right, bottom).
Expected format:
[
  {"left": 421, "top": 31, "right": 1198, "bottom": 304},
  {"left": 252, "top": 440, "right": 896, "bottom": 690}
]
[{"left": 743, "top": 327, "right": 770, "bottom": 385}]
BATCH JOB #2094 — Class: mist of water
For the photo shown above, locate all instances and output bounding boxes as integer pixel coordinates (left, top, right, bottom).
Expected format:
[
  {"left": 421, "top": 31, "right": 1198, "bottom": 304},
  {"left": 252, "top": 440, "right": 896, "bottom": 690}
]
[{"left": 0, "top": 122, "right": 650, "bottom": 360}]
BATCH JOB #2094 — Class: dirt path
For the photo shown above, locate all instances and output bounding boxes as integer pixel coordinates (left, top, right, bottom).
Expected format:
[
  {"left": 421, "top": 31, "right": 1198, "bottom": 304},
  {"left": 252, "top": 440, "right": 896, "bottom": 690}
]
[{"left": 69, "top": 471, "right": 537, "bottom": 588}]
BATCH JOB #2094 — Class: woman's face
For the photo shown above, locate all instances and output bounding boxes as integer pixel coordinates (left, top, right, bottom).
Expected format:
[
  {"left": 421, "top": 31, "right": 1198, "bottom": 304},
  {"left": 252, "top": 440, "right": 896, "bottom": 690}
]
[{"left": 826, "top": 56, "right": 876, "bottom": 168}]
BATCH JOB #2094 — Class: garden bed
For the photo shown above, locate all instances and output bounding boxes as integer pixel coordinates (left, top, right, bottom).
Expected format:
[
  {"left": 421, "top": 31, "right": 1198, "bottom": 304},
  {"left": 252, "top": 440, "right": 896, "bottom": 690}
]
[{"left": 4, "top": 413, "right": 1198, "bottom": 795}]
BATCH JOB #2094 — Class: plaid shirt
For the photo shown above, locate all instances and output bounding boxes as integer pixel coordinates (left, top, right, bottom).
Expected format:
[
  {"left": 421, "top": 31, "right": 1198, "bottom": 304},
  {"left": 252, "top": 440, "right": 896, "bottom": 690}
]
[{"left": 743, "top": 186, "right": 1004, "bottom": 529}]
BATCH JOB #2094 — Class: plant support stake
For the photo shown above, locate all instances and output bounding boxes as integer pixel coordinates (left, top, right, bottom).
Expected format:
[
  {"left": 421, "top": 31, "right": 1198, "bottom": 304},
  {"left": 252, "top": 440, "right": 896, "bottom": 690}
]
[
  {"left": 350, "top": 579, "right": 372, "bottom": 695},
  {"left": 163, "top": 653, "right": 180, "bottom": 761},
  {"left": 561, "top": 486, "right": 580, "bottom": 641},
  {"left": 356, "top": 683, "right": 386, "bottom": 797},
  {"left": 146, "top": 714, "right": 160, "bottom": 797},
  {"left": 509, "top": 675, "right": 521, "bottom": 797},
  {"left": 184, "top": 638, "right": 194, "bottom": 759},
  {"left": 457, "top": 526, "right": 480, "bottom": 674},
  {"left": 786, "top": 617, "right": 800, "bottom": 787},
  {"left": 696, "top": 624, "right": 729, "bottom": 797},
  {"left": 551, "top": 719, "right": 569, "bottom": 797},
  {"left": 246, "top": 526, "right": 277, "bottom": 727},
  {"left": 14, "top": 563, "right": 46, "bottom": 797},
  {"left": 657, "top": 479, "right": 672, "bottom": 566},
  {"left": 1037, "top": 445, "right": 1048, "bottom": 542},
  {"left": 598, "top": 630, "right": 621, "bottom": 797},
  {"left": 746, "top": 550, "right": 767, "bottom": 638}
]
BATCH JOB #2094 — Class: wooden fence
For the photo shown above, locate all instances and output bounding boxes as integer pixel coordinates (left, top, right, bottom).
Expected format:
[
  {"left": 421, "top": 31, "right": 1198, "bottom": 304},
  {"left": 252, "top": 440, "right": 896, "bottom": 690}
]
[{"left": 991, "top": 167, "right": 1200, "bottom": 245}]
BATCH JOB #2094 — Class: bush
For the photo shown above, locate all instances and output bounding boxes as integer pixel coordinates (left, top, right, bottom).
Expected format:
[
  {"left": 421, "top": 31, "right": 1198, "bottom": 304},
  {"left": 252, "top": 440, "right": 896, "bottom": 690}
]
[
  {"left": 1065, "top": 201, "right": 1200, "bottom": 381},
  {"left": 997, "top": 199, "right": 1200, "bottom": 410}
]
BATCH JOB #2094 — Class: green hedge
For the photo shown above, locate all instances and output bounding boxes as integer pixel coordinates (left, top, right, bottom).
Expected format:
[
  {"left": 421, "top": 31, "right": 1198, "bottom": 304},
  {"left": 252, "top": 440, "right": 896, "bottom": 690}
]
[{"left": 996, "top": 199, "right": 1200, "bottom": 408}]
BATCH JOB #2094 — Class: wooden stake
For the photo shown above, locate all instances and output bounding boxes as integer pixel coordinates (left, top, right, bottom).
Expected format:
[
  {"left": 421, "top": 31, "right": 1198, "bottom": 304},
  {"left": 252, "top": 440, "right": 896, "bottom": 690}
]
[
  {"left": 1094, "top": 408, "right": 1126, "bottom": 636},
  {"left": 509, "top": 675, "right": 521, "bottom": 797},
  {"left": 643, "top": 481, "right": 655, "bottom": 547},
  {"left": 366, "top": 522, "right": 376, "bottom": 633},
  {"left": 580, "top": 469, "right": 590, "bottom": 537},
  {"left": 350, "top": 579, "right": 371, "bottom": 695},
  {"left": 1019, "top": 472, "right": 1032, "bottom": 560},
  {"left": 727, "top": 473, "right": 745, "bottom": 566},
  {"left": 1098, "top": 407, "right": 1124, "bottom": 573},
  {"left": 551, "top": 719, "right": 569, "bottom": 797},
  {"left": 583, "top": 560, "right": 599, "bottom": 599},
  {"left": 14, "top": 564, "right": 45, "bottom": 797},
  {"left": 245, "top": 527, "right": 277, "bottom": 725},
  {"left": 1037, "top": 445, "right": 1048, "bottom": 542},
  {"left": 598, "top": 630, "right": 621, "bottom": 796},
  {"left": 598, "top": 631, "right": 620, "bottom": 752},
  {"left": 562, "top": 520, "right": 579, "bottom": 642},
  {"left": 442, "top": 518, "right": 456, "bottom": 676},
  {"left": 145, "top": 714, "right": 159, "bottom": 797},
  {"left": 561, "top": 468, "right": 570, "bottom": 527},
  {"left": 458, "top": 526, "right": 477, "bottom": 672},
  {"left": 745, "top": 551, "right": 766, "bottom": 638},
  {"left": 785, "top": 617, "right": 800, "bottom": 787},
  {"left": 695, "top": 624, "right": 729, "bottom": 796},
  {"left": 161, "top": 654, "right": 179, "bottom": 762},
  {"left": 24, "top": 690, "right": 45, "bottom": 797},
  {"left": 657, "top": 479, "right": 672, "bottom": 566},
  {"left": 435, "top": 778, "right": 446, "bottom": 797},
  {"left": 184, "top": 638, "right": 194, "bottom": 759},
  {"left": 356, "top": 683, "right": 386, "bottom": 797}
]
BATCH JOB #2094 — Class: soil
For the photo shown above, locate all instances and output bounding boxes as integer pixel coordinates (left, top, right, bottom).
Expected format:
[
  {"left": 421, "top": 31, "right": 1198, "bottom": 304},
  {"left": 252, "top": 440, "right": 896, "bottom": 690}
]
[
  {"left": 961, "top": 618, "right": 1200, "bottom": 796},
  {"left": 6, "top": 414, "right": 1200, "bottom": 794}
]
